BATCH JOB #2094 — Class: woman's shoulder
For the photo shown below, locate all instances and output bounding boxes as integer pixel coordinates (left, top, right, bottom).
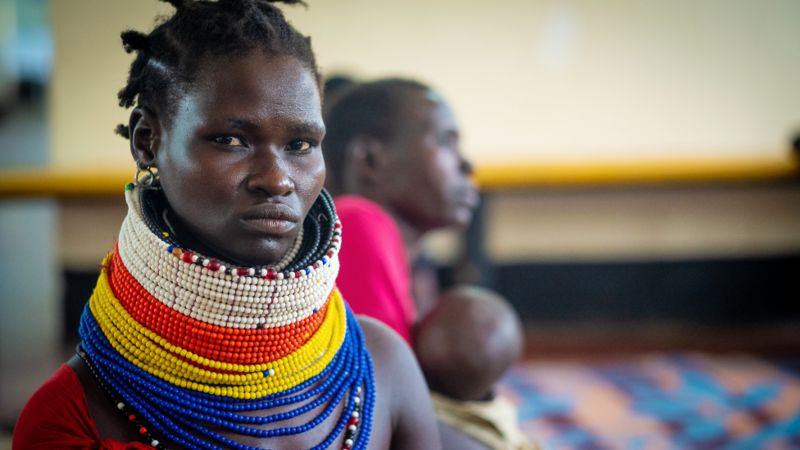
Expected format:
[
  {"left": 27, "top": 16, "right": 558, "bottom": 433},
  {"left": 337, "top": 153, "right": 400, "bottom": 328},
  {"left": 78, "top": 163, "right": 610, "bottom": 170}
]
[
  {"left": 358, "top": 315, "right": 417, "bottom": 372},
  {"left": 357, "top": 316, "right": 428, "bottom": 414},
  {"left": 16, "top": 362, "right": 86, "bottom": 416},
  {"left": 357, "top": 316, "right": 442, "bottom": 450},
  {"left": 13, "top": 363, "right": 98, "bottom": 448},
  {"left": 14, "top": 359, "right": 152, "bottom": 450}
]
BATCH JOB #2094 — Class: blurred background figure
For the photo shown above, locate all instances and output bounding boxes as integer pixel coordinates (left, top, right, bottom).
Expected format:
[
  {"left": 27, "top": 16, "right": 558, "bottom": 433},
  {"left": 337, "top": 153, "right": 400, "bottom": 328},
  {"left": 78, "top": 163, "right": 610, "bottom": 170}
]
[
  {"left": 322, "top": 74, "right": 356, "bottom": 116},
  {"left": 323, "top": 76, "right": 536, "bottom": 449},
  {"left": 2, "top": 1, "right": 800, "bottom": 449}
]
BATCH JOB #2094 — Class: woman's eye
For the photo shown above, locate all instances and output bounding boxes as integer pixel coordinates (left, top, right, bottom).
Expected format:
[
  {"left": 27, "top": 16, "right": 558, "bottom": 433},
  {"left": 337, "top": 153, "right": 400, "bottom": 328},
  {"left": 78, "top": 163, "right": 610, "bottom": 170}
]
[
  {"left": 214, "top": 136, "right": 244, "bottom": 146},
  {"left": 438, "top": 134, "right": 458, "bottom": 148},
  {"left": 287, "top": 140, "right": 314, "bottom": 153}
]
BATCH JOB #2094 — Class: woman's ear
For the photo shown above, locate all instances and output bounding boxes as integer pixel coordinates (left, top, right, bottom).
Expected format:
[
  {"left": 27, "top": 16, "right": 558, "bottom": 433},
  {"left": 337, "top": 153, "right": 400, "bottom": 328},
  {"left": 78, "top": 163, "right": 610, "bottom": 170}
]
[
  {"left": 347, "top": 135, "right": 386, "bottom": 186},
  {"left": 129, "top": 107, "right": 162, "bottom": 166}
]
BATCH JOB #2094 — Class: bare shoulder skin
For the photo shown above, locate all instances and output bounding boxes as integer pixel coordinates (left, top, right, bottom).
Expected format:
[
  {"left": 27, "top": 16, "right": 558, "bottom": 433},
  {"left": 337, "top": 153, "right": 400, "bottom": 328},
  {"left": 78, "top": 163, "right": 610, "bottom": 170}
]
[
  {"left": 68, "top": 355, "right": 144, "bottom": 443},
  {"left": 358, "top": 315, "right": 443, "bottom": 450}
]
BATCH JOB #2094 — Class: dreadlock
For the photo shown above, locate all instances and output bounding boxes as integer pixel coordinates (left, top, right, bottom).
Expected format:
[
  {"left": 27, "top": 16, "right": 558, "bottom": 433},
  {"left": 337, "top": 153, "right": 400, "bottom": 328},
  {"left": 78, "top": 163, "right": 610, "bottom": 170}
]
[
  {"left": 322, "top": 78, "right": 431, "bottom": 195},
  {"left": 115, "top": 0, "right": 318, "bottom": 138}
]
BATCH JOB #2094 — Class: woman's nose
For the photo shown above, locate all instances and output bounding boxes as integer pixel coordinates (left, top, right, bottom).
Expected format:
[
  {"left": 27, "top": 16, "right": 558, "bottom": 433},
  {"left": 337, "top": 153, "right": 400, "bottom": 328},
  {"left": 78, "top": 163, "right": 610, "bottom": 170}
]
[{"left": 245, "top": 149, "right": 295, "bottom": 197}]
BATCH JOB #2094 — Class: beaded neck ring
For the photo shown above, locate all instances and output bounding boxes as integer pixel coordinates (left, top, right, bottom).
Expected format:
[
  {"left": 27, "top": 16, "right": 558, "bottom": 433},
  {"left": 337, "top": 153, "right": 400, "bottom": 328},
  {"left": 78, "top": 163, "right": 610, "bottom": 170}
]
[
  {"left": 133, "top": 183, "right": 337, "bottom": 276},
  {"left": 78, "top": 183, "right": 375, "bottom": 449}
]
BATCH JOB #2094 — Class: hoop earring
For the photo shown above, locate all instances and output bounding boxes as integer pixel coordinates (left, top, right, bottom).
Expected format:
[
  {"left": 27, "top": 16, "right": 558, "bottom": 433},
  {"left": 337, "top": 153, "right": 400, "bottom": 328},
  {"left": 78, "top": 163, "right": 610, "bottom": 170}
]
[{"left": 135, "top": 161, "right": 158, "bottom": 187}]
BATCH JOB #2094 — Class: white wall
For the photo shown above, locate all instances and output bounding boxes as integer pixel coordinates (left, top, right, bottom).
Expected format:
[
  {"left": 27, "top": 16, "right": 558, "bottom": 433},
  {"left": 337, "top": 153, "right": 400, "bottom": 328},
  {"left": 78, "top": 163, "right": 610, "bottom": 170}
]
[
  {"left": 0, "top": 200, "right": 60, "bottom": 424},
  {"left": 50, "top": 0, "right": 800, "bottom": 169},
  {"left": 287, "top": 0, "right": 800, "bottom": 166}
]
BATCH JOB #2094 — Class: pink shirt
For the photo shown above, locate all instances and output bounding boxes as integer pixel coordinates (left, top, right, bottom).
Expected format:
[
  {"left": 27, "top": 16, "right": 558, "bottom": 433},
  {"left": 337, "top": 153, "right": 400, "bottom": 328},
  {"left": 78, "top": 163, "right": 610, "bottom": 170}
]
[{"left": 335, "top": 195, "right": 416, "bottom": 343}]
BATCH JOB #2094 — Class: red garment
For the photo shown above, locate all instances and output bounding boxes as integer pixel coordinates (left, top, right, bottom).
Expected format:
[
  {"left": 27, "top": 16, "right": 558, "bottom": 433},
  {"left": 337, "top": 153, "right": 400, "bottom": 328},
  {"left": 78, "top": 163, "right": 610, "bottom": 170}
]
[
  {"left": 13, "top": 364, "right": 151, "bottom": 450},
  {"left": 335, "top": 195, "right": 417, "bottom": 343}
]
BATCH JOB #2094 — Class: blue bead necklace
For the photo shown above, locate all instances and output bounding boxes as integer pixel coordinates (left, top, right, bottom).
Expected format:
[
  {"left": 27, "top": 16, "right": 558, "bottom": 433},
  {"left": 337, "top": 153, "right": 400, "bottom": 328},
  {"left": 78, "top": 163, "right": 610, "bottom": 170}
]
[{"left": 79, "top": 303, "right": 375, "bottom": 449}]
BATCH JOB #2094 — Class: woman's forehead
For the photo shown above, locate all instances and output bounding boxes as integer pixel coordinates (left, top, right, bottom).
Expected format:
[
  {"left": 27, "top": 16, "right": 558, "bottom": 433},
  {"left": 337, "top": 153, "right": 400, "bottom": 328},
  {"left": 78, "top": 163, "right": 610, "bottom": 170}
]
[
  {"left": 178, "top": 52, "right": 322, "bottom": 124},
  {"left": 396, "top": 93, "right": 456, "bottom": 137},
  {"left": 194, "top": 52, "right": 318, "bottom": 95}
]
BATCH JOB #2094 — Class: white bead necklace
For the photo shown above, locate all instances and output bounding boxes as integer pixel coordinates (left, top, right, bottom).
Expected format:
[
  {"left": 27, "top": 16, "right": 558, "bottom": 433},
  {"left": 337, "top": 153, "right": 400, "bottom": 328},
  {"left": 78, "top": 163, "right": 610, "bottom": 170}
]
[{"left": 116, "top": 187, "right": 342, "bottom": 329}]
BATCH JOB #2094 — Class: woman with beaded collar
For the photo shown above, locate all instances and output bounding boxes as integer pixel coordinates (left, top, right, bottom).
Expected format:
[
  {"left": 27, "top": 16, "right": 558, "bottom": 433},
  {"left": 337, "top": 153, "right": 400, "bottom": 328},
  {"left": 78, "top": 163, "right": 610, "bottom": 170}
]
[{"left": 13, "top": 1, "right": 440, "bottom": 449}]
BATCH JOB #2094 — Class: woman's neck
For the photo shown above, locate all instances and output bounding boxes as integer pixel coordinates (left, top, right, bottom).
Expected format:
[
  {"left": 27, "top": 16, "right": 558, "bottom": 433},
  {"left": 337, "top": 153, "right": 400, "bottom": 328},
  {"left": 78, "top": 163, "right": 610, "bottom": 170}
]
[
  {"left": 162, "top": 206, "right": 252, "bottom": 267},
  {"left": 142, "top": 186, "right": 271, "bottom": 268},
  {"left": 389, "top": 212, "right": 424, "bottom": 263}
]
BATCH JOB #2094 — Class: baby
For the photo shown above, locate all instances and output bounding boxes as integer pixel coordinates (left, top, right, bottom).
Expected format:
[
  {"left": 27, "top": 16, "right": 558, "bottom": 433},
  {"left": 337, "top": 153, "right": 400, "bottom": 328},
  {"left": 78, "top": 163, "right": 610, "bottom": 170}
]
[{"left": 415, "top": 286, "right": 537, "bottom": 450}]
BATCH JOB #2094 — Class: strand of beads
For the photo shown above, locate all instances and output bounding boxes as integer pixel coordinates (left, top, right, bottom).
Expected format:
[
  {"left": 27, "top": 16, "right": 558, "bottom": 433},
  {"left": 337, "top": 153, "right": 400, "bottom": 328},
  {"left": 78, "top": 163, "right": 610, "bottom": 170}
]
[
  {"left": 79, "top": 300, "right": 375, "bottom": 449},
  {"left": 82, "top": 306, "right": 350, "bottom": 412},
  {"left": 109, "top": 251, "right": 329, "bottom": 364},
  {"left": 76, "top": 345, "right": 169, "bottom": 449},
  {"left": 136, "top": 185, "right": 306, "bottom": 274},
  {"left": 285, "top": 190, "right": 338, "bottom": 272},
  {"left": 312, "top": 304, "right": 376, "bottom": 450},
  {"left": 81, "top": 309, "right": 352, "bottom": 436},
  {"left": 118, "top": 188, "right": 341, "bottom": 329},
  {"left": 80, "top": 184, "right": 375, "bottom": 448},
  {"left": 89, "top": 268, "right": 347, "bottom": 397},
  {"left": 118, "top": 224, "right": 338, "bottom": 329},
  {"left": 120, "top": 214, "right": 337, "bottom": 322},
  {"left": 134, "top": 184, "right": 341, "bottom": 282}
]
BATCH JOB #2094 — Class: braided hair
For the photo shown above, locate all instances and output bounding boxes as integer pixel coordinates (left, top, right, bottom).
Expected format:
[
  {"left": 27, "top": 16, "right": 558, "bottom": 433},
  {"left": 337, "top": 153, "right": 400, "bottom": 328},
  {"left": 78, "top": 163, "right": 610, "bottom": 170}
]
[
  {"left": 322, "top": 78, "right": 431, "bottom": 195},
  {"left": 115, "top": 0, "right": 319, "bottom": 138}
]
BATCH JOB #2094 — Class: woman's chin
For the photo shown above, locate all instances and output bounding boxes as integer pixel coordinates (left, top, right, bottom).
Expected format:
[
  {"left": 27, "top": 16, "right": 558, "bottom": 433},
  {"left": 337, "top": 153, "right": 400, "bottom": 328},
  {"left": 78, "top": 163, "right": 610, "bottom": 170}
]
[
  {"left": 221, "top": 240, "right": 292, "bottom": 267},
  {"left": 445, "top": 208, "right": 474, "bottom": 229}
]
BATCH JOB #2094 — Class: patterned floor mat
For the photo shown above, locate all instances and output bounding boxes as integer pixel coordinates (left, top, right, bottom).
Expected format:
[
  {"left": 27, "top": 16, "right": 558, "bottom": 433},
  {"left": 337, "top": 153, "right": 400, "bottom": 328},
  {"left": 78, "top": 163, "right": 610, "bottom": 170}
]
[{"left": 501, "top": 353, "right": 800, "bottom": 450}]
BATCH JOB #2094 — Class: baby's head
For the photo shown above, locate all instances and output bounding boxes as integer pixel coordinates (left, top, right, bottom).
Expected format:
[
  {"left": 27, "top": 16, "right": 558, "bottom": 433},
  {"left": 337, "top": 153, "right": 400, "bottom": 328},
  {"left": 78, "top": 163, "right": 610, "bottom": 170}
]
[{"left": 414, "top": 286, "right": 524, "bottom": 401}]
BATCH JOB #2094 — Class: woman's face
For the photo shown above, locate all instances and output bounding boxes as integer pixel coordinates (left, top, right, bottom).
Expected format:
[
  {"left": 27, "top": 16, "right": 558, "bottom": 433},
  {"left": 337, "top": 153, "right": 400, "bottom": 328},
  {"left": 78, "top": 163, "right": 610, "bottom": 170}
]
[
  {"left": 151, "top": 51, "right": 325, "bottom": 266},
  {"left": 382, "top": 91, "right": 478, "bottom": 232}
]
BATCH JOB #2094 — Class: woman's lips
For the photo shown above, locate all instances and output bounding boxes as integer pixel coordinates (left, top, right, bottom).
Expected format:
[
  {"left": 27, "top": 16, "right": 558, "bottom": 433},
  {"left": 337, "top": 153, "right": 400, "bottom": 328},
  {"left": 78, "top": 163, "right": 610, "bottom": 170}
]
[
  {"left": 241, "top": 217, "right": 297, "bottom": 235},
  {"left": 240, "top": 205, "right": 300, "bottom": 235}
]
